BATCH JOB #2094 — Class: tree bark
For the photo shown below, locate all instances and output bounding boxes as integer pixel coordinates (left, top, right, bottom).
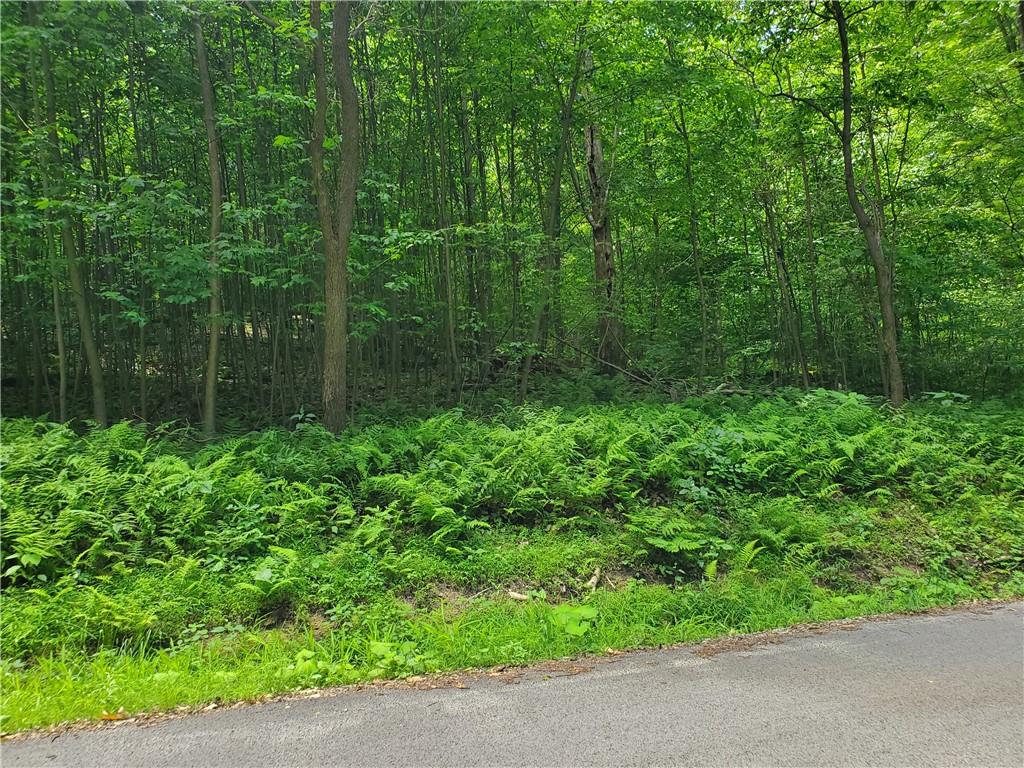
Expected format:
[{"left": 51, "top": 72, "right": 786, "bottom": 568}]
[
  {"left": 764, "top": 193, "right": 810, "bottom": 389},
  {"left": 458, "top": 89, "right": 480, "bottom": 370},
  {"left": 518, "top": 40, "right": 585, "bottom": 402},
  {"left": 321, "top": 1, "right": 360, "bottom": 433},
  {"left": 581, "top": 49, "right": 625, "bottom": 372},
  {"left": 40, "top": 8, "right": 106, "bottom": 425},
  {"left": 830, "top": 0, "right": 905, "bottom": 406},
  {"left": 26, "top": 3, "right": 67, "bottom": 422},
  {"left": 430, "top": 5, "right": 461, "bottom": 399},
  {"left": 194, "top": 16, "right": 223, "bottom": 435},
  {"left": 676, "top": 106, "right": 709, "bottom": 387},
  {"left": 799, "top": 148, "right": 828, "bottom": 375}
]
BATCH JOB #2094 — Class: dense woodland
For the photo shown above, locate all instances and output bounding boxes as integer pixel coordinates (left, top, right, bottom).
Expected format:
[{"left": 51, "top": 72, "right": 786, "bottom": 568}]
[
  {"left": 3, "top": 1, "right": 1024, "bottom": 734},
  {"left": 2, "top": 1, "right": 1022, "bottom": 432}
]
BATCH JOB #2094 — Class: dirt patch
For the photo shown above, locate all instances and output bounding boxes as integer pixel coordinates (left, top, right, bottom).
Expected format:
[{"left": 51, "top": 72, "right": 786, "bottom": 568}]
[
  {"left": 692, "top": 619, "right": 864, "bottom": 659},
  {"left": 488, "top": 658, "right": 596, "bottom": 685},
  {"left": 369, "top": 658, "right": 595, "bottom": 691},
  {"left": 601, "top": 567, "right": 637, "bottom": 590},
  {"left": 432, "top": 585, "right": 474, "bottom": 613},
  {"left": 306, "top": 612, "right": 332, "bottom": 640},
  {"left": 398, "top": 584, "right": 478, "bottom": 613}
]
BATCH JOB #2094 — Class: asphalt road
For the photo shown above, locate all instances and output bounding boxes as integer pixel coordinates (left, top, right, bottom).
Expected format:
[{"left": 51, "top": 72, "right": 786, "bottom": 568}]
[{"left": 4, "top": 602, "right": 1022, "bottom": 767}]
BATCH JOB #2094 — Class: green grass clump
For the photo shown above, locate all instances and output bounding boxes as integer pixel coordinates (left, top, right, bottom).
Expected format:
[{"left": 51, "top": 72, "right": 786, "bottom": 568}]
[{"left": 1, "top": 390, "right": 1022, "bottom": 731}]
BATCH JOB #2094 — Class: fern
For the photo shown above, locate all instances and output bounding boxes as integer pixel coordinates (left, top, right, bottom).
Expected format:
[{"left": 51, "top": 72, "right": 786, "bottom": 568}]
[
  {"left": 731, "top": 539, "right": 766, "bottom": 571},
  {"left": 703, "top": 559, "right": 719, "bottom": 581},
  {"left": 2, "top": 391, "right": 1022, "bottom": 667},
  {"left": 625, "top": 505, "right": 719, "bottom": 575}
]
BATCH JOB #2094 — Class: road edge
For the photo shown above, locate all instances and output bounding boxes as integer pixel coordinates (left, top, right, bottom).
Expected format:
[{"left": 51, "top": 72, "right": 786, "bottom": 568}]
[{"left": 3, "top": 596, "right": 1020, "bottom": 743}]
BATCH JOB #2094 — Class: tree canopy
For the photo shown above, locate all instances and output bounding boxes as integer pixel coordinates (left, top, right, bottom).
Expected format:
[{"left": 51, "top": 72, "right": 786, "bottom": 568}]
[{"left": 2, "top": 0, "right": 1021, "bottom": 429}]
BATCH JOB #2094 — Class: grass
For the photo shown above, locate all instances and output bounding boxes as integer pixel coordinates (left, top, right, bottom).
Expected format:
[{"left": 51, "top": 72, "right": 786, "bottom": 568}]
[
  {"left": 8, "top": 574, "right": 1017, "bottom": 732},
  {"left": 2, "top": 385, "right": 1022, "bottom": 732}
]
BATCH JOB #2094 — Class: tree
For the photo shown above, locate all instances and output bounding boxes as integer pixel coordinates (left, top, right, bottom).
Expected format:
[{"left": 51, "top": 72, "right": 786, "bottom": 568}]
[
  {"left": 579, "top": 47, "right": 625, "bottom": 373},
  {"left": 39, "top": 5, "right": 107, "bottom": 426},
  {"left": 194, "top": 13, "right": 224, "bottom": 435},
  {"left": 2, "top": 1, "right": 1019, "bottom": 426},
  {"left": 518, "top": 24, "right": 586, "bottom": 402},
  {"left": 829, "top": 0, "right": 905, "bottom": 407},
  {"left": 320, "top": 1, "right": 360, "bottom": 433}
]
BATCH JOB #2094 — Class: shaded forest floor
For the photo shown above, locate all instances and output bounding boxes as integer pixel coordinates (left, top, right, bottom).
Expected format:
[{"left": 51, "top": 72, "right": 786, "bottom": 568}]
[{"left": 2, "top": 384, "right": 1022, "bottom": 732}]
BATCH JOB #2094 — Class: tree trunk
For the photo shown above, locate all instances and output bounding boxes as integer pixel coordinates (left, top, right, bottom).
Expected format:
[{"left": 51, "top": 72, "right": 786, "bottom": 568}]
[
  {"left": 830, "top": 0, "right": 905, "bottom": 406},
  {"left": 458, "top": 89, "right": 480, "bottom": 371},
  {"left": 310, "top": 0, "right": 337, "bottom": 419},
  {"left": 51, "top": 267, "right": 68, "bottom": 422},
  {"left": 40, "top": 10, "right": 106, "bottom": 425},
  {"left": 581, "top": 49, "right": 625, "bottom": 372},
  {"left": 194, "top": 17, "right": 223, "bottom": 435},
  {"left": 320, "top": 0, "right": 360, "bottom": 433},
  {"left": 676, "top": 106, "right": 709, "bottom": 387},
  {"left": 518, "top": 41, "right": 585, "bottom": 402},
  {"left": 431, "top": 5, "right": 461, "bottom": 399},
  {"left": 800, "top": 148, "right": 828, "bottom": 375},
  {"left": 763, "top": 191, "right": 810, "bottom": 389},
  {"left": 26, "top": 2, "right": 68, "bottom": 422}
]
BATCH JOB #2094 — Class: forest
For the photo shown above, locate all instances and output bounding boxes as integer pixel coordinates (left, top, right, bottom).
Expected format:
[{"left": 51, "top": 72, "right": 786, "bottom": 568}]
[
  {"left": 1, "top": 0, "right": 1021, "bottom": 427},
  {"left": 0, "top": 0, "right": 1022, "bottom": 733}
]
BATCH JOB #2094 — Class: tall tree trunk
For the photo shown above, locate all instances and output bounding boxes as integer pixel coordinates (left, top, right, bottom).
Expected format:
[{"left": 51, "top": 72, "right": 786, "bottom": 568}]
[
  {"left": 431, "top": 5, "right": 461, "bottom": 399},
  {"left": 26, "top": 2, "right": 68, "bottom": 422},
  {"left": 194, "top": 17, "right": 223, "bottom": 435},
  {"left": 581, "top": 49, "right": 625, "bottom": 372},
  {"left": 830, "top": 0, "right": 905, "bottom": 406},
  {"left": 472, "top": 91, "right": 492, "bottom": 364},
  {"left": 40, "top": 10, "right": 106, "bottom": 425},
  {"left": 320, "top": 0, "right": 360, "bottom": 433},
  {"left": 51, "top": 260, "right": 68, "bottom": 422},
  {"left": 309, "top": 1, "right": 337, "bottom": 396},
  {"left": 800, "top": 148, "right": 828, "bottom": 375},
  {"left": 518, "top": 40, "right": 585, "bottom": 403},
  {"left": 764, "top": 193, "right": 810, "bottom": 389},
  {"left": 676, "top": 106, "right": 709, "bottom": 387},
  {"left": 458, "top": 90, "right": 481, "bottom": 372},
  {"left": 787, "top": 68, "right": 829, "bottom": 379}
]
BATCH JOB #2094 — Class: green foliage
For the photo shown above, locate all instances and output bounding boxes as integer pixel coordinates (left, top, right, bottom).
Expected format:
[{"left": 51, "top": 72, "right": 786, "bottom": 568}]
[
  {"left": 365, "top": 640, "right": 435, "bottom": 679},
  {"left": 1, "top": 392, "right": 1022, "bottom": 730},
  {"left": 2, "top": 0, "right": 1022, "bottom": 732},
  {"left": 3, "top": 1, "right": 1021, "bottom": 430},
  {"left": 549, "top": 604, "right": 599, "bottom": 637},
  {"left": 238, "top": 546, "right": 304, "bottom": 614},
  {"left": 625, "top": 505, "right": 721, "bottom": 577}
]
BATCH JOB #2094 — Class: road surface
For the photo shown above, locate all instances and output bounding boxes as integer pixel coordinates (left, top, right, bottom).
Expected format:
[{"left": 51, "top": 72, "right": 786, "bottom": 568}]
[{"left": 4, "top": 602, "right": 1022, "bottom": 767}]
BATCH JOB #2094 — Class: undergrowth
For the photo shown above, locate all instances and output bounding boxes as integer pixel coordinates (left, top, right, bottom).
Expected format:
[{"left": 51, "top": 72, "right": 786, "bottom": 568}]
[{"left": 1, "top": 388, "right": 1022, "bottom": 731}]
